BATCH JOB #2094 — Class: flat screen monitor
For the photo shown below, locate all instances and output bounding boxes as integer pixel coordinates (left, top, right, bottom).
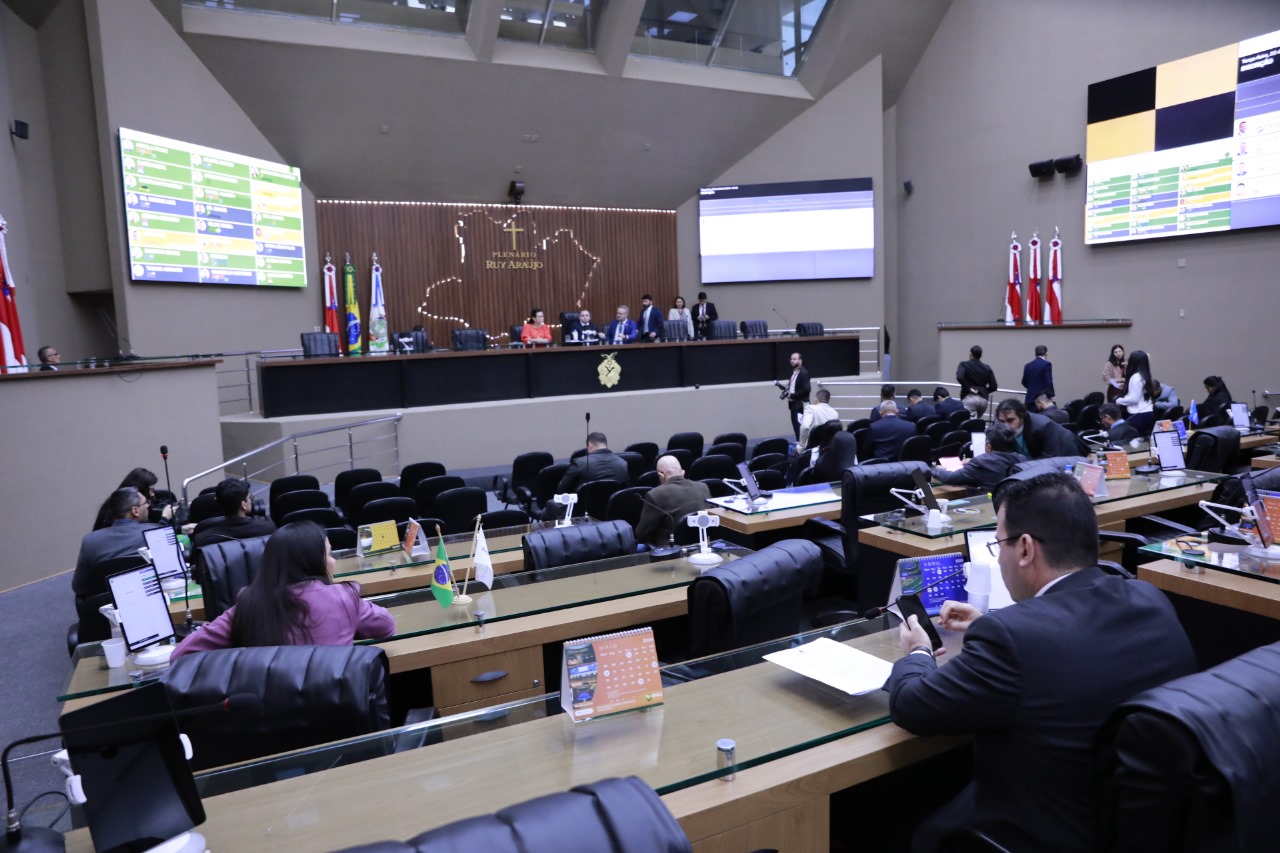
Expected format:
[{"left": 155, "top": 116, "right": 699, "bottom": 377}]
[
  {"left": 1152, "top": 429, "right": 1186, "bottom": 472},
  {"left": 108, "top": 564, "right": 177, "bottom": 654},
  {"left": 143, "top": 526, "right": 187, "bottom": 582},
  {"left": 119, "top": 127, "right": 307, "bottom": 287},
  {"left": 698, "top": 178, "right": 874, "bottom": 283}
]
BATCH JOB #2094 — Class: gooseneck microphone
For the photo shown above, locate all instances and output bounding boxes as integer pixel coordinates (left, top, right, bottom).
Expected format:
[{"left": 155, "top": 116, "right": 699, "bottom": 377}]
[
  {"left": 638, "top": 491, "right": 685, "bottom": 561},
  {"left": 772, "top": 307, "right": 790, "bottom": 327},
  {"left": 585, "top": 412, "right": 590, "bottom": 446},
  {"left": 859, "top": 568, "right": 969, "bottom": 620}
]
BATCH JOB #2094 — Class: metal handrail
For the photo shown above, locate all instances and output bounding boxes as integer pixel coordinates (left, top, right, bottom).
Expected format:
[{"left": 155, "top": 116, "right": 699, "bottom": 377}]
[
  {"left": 819, "top": 379, "right": 1027, "bottom": 421},
  {"left": 180, "top": 413, "right": 403, "bottom": 505}
]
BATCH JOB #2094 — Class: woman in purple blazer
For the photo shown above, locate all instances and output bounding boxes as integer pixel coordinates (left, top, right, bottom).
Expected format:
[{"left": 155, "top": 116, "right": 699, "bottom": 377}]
[{"left": 173, "top": 521, "right": 395, "bottom": 660}]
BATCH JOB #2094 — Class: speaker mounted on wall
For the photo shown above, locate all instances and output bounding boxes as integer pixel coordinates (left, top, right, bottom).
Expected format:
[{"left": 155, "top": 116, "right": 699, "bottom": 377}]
[
  {"left": 10, "top": 120, "right": 29, "bottom": 140},
  {"left": 1028, "top": 159, "right": 1055, "bottom": 179}
]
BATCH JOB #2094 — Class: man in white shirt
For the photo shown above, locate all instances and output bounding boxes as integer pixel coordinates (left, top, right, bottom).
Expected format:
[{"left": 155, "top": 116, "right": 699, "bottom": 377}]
[{"left": 796, "top": 389, "right": 839, "bottom": 453}]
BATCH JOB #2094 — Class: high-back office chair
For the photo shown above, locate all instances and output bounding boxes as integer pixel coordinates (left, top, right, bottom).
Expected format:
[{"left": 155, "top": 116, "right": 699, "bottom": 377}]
[
  {"left": 334, "top": 469, "right": 383, "bottom": 517},
  {"left": 576, "top": 479, "right": 625, "bottom": 522},
  {"left": 752, "top": 437, "right": 789, "bottom": 458},
  {"left": 636, "top": 471, "right": 661, "bottom": 489},
  {"left": 1185, "top": 427, "right": 1238, "bottom": 474},
  {"left": 270, "top": 489, "right": 330, "bottom": 527},
  {"left": 69, "top": 554, "right": 151, "bottom": 653},
  {"left": 665, "top": 431, "right": 704, "bottom": 460},
  {"left": 754, "top": 469, "right": 785, "bottom": 491},
  {"left": 713, "top": 432, "right": 747, "bottom": 448},
  {"left": 616, "top": 451, "right": 648, "bottom": 486},
  {"left": 705, "top": 442, "right": 746, "bottom": 464},
  {"left": 196, "top": 535, "right": 270, "bottom": 620},
  {"left": 914, "top": 414, "right": 942, "bottom": 434},
  {"left": 414, "top": 475, "right": 467, "bottom": 517},
  {"left": 605, "top": 486, "right": 651, "bottom": 530},
  {"left": 326, "top": 526, "right": 358, "bottom": 550},
  {"left": 795, "top": 322, "right": 825, "bottom": 337},
  {"left": 269, "top": 474, "right": 320, "bottom": 507},
  {"left": 707, "top": 320, "right": 737, "bottom": 340},
  {"left": 398, "top": 461, "right": 447, "bottom": 499},
  {"left": 161, "top": 645, "right": 391, "bottom": 772},
  {"left": 898, "top": 435, "right": 935, "bottom": 464},
  {"left": 521, "top": 520, "right": 636, "bottom": 572},
  {"left": 557, "top": 311, "right": 578, "bottom": 343},
  {"left": 451, "top": 329, "right": 488, "bottom": 351},
  {"left": 1082, "top": 391, "right": 1105, "bottom": 407},
  {"left": 345, "top": 481, "right": 400, "bottom": 525},
  {"left": 687, "top": 540, "right": 824, "bottom": 658},
  {"left": 280, "top": 507, "right": 343, "bottom": 529},
  {"left": 300, "top": 331, "right": 340, "bottom": 358},
  {"left": 663, "top": 448, "right": 695, "bottom": 473},
  {"left": 432, "top": 487, "right": 488, "bottom": 534},
  {"left": 507, "top": 324, "right": 525, "bottom": 348},
  {"left": 700, "top": 478, "right": 735, "bottom": 498},
  {"left": 739, "top": 319, "right": 769, "bottom": 339},
  {"left": 688, "top": 454, "right": 738, "bottom": 481},
  {"left": 330, "top": 776, "right": 691, "bottom": 853},
  {"left": 477, "top": 509, "right": 530, "bottom": 530},
  {"left": 624, "top": 442, "right": 660, "bottom": 469},
  {"left": 1094, "top": 642, "right": 1280, "bottom": 853},
  {"left": 748, "top": 452, "right": 786, "bottom": 472},
  {"left": 493, "top": 451, "right": 554, "bottom": 510},
  {"left": 662, "top": 319, "right": 689, "bottom": 342},
  {"left": 923, "top": 420, "right": 951, "bottom": 447},
  {"left": 187, "top": 493, "right": 222, "bottom": 525},
  {"left": 531, "top": 463, "right": 570, "bottom": 515},
  {"left": 357, "top": 497, "right": 419, "bottom": 528}
]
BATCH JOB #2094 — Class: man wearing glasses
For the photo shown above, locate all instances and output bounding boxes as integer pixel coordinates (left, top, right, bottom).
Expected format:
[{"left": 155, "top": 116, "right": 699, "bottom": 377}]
[
  {"left": 603, "top": 305, "right": 637, "bottom": 345},
  {"left": 994, "top": 397, "right": 1088, "bottom": 459},
  {"left": 885, "top": 473, "right": 1194, "bottom": 852},
  {"left": 72, "top": 487, "right": 162, "bottom": 601}
]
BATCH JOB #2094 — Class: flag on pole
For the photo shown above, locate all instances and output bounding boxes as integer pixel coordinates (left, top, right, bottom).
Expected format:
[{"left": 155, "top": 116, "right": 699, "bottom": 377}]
[
  {"left": 1026, "top": 232, "right": 1042, "bottom": 325},
  {"left": 368, "top": 253, "right": 389, "bottom": 356},
  {"left": 1189, "top": 399, "right": 1199, "bottom": 427},
  {"left": 322, "top": 254, "right": 340, "bottom": 335},
  {"left": 430, "top": 533, "right": 454, "bottom": 608},
  {"left": 0, "top": 215, "right": 29, "bottom": 374},
  {"left": 1046, "top": 227, "right": 1064, "bottom": 325},
  {"left": 343, "top": 253, "right": 362, "bottom": 355},
  {"left": 1005, "top": 232, "right": 1022, "bottom": 326},
  {"left": 473, "top": 525, "right": 494, "bottom": 590}
]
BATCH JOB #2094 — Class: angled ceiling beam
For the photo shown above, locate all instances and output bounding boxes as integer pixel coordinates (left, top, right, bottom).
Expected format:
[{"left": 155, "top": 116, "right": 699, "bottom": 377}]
[
  {"left": 466, "top": 0, "right": 503, "bottom": 62},
  {"left": 594, "top": 0, "right": 646, "bottom": 77}
]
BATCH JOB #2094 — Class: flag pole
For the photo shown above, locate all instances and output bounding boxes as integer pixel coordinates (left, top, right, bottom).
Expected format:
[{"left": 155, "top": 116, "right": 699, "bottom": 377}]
[
  {"left": 445, "top": 522, "right": 472, "bottom": 605},
  {"left": 461, "top": 515, "right": 481, "bottom": 600}
]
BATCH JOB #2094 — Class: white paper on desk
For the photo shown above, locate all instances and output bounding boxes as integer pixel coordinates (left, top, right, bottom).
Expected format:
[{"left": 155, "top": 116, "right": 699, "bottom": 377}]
[{"left": 764, "top": 638, "right": 894, "bottom": 696}]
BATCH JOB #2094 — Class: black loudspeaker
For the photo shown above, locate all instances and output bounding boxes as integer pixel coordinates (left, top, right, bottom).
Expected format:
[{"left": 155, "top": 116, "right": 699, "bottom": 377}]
[
  {"left": 1054, "top": 154, "right": 1083, "bottom": 175},
  {"left": 508, "top": 180, "right": 525, "bottom": 204},
  {"left": 1028, "top": 159, "right": 1055, "bottom": 179},
  {"left": 10, "top": 119, "right": 29, "bottom": 140},
  {"left": 903, "top": 180, "right": 914, "bottom": 195}
]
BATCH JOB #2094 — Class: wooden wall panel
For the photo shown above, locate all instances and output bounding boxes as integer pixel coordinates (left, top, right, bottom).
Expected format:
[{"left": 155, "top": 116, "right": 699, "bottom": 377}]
[{"left": 316, "top": 201, "right": 678, "bottom": 347}]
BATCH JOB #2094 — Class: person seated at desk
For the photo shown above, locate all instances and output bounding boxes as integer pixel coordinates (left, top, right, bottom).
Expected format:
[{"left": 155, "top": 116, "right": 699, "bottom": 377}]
[
  {"left": 932, "top": 387, "right": 965, "bottom": 418},
  {"left": 887, "top": 472, "right": 1194, "bottom": 852},
  {"left": 903, "top": 388, "right": 937, "bottom": 422},
  {"left": 74, "top": 486, "right": 162, "bottom": 599},
  {"left": 635, "top": 455, "right": 712, "bottom": 548},
  {"left": 604, "top": 305, "right": 637, "bottom": 345},
  {"left": 565, "top": 308, "right": 600, "bottom": 345},
  {"left": 1155, "top": 381, "right": 1179, "bottom": 416},
  {"left": 520, "top": 308, "right": 554, "bottom": 347},
  {"left": 866, "top": 400, "right": 916, "bottom": 461},
  {"left": 796, "top": 389, "right": 840, "bottom": 455},
  {"left": 37, "top": 345, "right": 61, "bottom": 371},
  {"left": 1033, "top": 393, "right": 1069, "bottom": 424},
  {"left": 191, "top": 478, "right": 276, "bottom": 556},
  {"left": 995, "top": 398, "right": 1087, "bottom": 459},
  {"left": 172, "top": 521, "right": 395, "bottom": 661},
  {"left": 92, "top": 467, "right": 174, "bottom": 530},
  {"left": 557, "top": 432, "right": 628, "bottom": 494},
  {"left": 930, "top": 424, "right": 1026, "bottom": 492},
  {"left": 1199, "top": 375, "right": 1232, "bottom": 421},
  {"left": 869, "top": 383, "right": 896, "bottom": 422},
  {"left": 1099, "top": 403, "right": 1139, "bottom": 443}
]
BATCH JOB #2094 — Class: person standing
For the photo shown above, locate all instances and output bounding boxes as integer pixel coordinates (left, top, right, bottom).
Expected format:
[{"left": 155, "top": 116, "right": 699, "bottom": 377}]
[
  {"left": 637, "top": 294, "right": 663, "bottom": 343},
  {"left": 783, "top": 352, "right": 810, "bottom": 440},
  {"left": 667, "top": 296, "right": 694, "bottom": 339},
  {"left": 693, "top": 291, "right": 718, "bottom": 339},
  {"left": 887, "top": 473, "right": 1194, "bottom": 851},
  {"left": 1020, "top": 345, "right": 1054, "bottom": 406},
  {"left": 1103, "top": 344, "right": 1127, "bottom": 403},
  {"left": 956, "top": 345, "right": 998, "bottom": 417}
]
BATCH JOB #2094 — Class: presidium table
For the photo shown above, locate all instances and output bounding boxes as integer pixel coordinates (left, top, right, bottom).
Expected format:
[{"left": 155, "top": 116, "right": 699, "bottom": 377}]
[{"left": 258, "top": 334, "right": 860, "bottom": 417}]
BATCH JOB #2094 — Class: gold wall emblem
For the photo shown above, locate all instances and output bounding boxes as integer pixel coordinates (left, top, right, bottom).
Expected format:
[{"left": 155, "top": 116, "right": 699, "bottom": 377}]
[{"left": 598, "top": 352, "right": 621, "bottom": 388}]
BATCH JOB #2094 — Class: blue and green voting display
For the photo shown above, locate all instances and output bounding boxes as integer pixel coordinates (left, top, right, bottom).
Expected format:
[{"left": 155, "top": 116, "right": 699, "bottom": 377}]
[{"left": 119, "top": 128, "right": 307, "bottom": 288}]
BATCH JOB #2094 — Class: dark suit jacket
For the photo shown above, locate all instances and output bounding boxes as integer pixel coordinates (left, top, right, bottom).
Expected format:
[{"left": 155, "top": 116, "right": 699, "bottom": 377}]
[
  {"left": 636, "top": 304, "right": 663, "bottom": 341},
  {"left": 566, "top": 320, "right": 600, "bottom": 344},
  {"left": 73, "top": 519, "right": 161, "bottom": 597},
  {"left": 1107, "top": 421, "right": 1139, "bottom": 443},
  {"left": 786, "top": 367, "right": 811, "bottom": 415},
  {"left": 905, "top": 400, "right": 938, "bottom": 422},
  {"left": 931, "top": 451, "right": 1026, "bottom": 492},
  {"left": 557, "top": 449, "right": 628, "bottom": 493},
  {"left": 692, "top": 301, "right": 718, "bottom": 336},
  {"left": 1021, "top": 357, "right": 1055, "bottom": 404},
  {"left": 887, "top": 568, "right": 1196, "bottom": 852},
  {"left": 1023, "top": 412, "right": 1087, "bottom": 458},
  {"left": 935, "top": 397, "right": 965, "bottom": 417},
  {"left": 956, "top": 358, "right": 998, "bottom": 398},
  {"left": 866, "top": 414, "right": 916, "bottom": 461},
  {"left": 39, "top": 364, "right": 57, "bottom": 371},
  {"left": 602, "top": 319, "right": 637, "bottom": 344},
  {"left": 1040, "top": 406, "right": 1070, "bottom": 424},
  {"left": 634, "top": 476, "right": 711, "bottom": 546},
  {"left": 191, "top": 515, "right": 277, "bottom": 553}
]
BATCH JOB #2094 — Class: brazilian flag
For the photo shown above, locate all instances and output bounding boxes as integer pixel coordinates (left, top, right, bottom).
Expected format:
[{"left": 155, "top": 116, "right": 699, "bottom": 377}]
[
  {"left": 343, "top": 257, "right": 362, "bottom": 355},
  {"left": 430, "top": 536, "right": 453, "bottom": 608}
]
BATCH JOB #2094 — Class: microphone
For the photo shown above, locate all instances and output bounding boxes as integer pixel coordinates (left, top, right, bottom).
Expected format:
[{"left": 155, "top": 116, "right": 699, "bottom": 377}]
[
  {"left": 860, "top": 568, "right": 969, "bottom": 620},
  {"left": 585, "top": 412, "right": 590, "bottom": 446},
  {"left": 772, "top": 307, "right": 790, "bottom": 327},
  {"left": 638, "top": 491, "right": 686, "bottom": 560}
]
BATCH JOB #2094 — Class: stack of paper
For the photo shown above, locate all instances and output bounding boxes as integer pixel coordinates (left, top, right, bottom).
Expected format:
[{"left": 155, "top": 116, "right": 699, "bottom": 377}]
[{"left": 764, "top": 638, "right": 894, "bottom": 695}]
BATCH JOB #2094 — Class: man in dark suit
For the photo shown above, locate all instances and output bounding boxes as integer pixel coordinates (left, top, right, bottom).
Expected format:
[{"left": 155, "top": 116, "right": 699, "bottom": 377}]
[
  {"left": 634, "top": 455, "right": 712, "bottom": 548},
  {"left": 73, "top": 487, "right": 161, "bottom": 599},
  {"left": 636, "top": 294, "right": 662, "bottom": 343},
  {"left": 930, "top": 424, "right": 1026, "bottom": 492},
  {"left": 995, "top": 399, "right": 1087, "bottom": 459},
  {"left": 565, "top": 308, "right": 600, "bottom": 345},
  {"left": 933, "top": 387, "right": 965, "bottom": 418},
  {"left": 903, "top": 388, "right": 938, "bottom": 422},
  {"left": 866, "top": 400, "right": 916, "bottom": 461},
  {"left": 1099, "top": 403, "right": 1139, "bottom": 443},
  {"left": 1033, "top": 394, "right": 1070, "bottom": 424},
  {"left": 557, "top": 432, "right": 628, "bottom": 494},
  {"left": 37, "top": 345, "right": 61, "bottom": 371},
  {"left": 888, "top": 472, "right": 1195, "bottom": 852},
  {"left": 1020, "top": 344, "right": 1055, "bottom": 405},
  {"left": 956, "top": 345, "right": 998, "bottom": 417},
  {"left": 692, "top": 291, "right": 717, "bottom": 340},
  {"left": 191, "top": 478, "right": 276, "bottom": 556},
  {"left": 603, "top": 305, "right": 637, "bottom": 344},
  {"left": 869, "top": 384, "right": 896, "bottom": 422},
  {"left": 783, "top": 351, "right": 810, "bottom": 440}
]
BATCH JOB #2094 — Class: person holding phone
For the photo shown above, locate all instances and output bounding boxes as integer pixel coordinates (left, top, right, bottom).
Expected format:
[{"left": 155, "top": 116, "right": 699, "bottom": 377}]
[{"left": 884, "top": 473, "right": 1194, "bottom": 852}]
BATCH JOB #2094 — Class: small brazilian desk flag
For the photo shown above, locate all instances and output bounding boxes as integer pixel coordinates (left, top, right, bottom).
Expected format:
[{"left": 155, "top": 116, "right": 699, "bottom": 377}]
[{"left": 430, "top": 536, "right": 454, "bottom": 608}]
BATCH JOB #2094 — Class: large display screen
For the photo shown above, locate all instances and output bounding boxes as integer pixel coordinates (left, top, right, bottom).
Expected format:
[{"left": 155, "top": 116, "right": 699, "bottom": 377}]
[
  {"left": 1085, "top": 29, "right": 1280, "bottom": 245},
  {"left": 698, "top": 178, "right": 874, "bottom": 283},
  {"left": 119, "top": 128, "right": 307, "bottom": 287}
]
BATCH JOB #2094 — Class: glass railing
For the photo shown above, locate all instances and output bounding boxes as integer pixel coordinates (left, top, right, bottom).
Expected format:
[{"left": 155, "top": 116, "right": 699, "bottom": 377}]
[{"left": 184, "top": 0, "right": 471, "bottom": 37}]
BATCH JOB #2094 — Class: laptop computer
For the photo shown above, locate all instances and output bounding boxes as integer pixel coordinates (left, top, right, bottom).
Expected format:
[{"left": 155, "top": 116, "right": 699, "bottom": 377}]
[
  {"left": 107, "top": 564, "right": 177, "bottom": 655},
  {"left": 143, "top": 526, "right": 187, "bottom": 582}
]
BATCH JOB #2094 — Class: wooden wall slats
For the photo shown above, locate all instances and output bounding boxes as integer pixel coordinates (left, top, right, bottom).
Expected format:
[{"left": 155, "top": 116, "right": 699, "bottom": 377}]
[{"left": 316, "top": 202, "right": 678, "bottom": 347}]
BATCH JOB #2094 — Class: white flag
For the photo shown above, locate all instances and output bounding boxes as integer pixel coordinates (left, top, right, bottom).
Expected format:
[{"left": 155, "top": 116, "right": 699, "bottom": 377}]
[
  {"left": 368, "top": 255, "right": 389, "bottom": 355},
  {"left": 473, "top": 526, "right": 494, "bottom": 590}
]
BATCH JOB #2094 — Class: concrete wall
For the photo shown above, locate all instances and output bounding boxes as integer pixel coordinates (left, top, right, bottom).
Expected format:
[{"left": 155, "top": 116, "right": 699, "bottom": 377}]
[
  {"left": 0, "top": 363, "right": 223, "bottom": 591},
  {"left": 895, "top": 0, "right": 1280, "bottom": 408}
]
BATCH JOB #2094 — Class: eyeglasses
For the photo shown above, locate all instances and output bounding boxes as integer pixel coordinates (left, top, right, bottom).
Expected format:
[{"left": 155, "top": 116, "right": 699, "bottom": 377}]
[{"left": 986, "top": 532, "right": 1041, "bottom": 557}]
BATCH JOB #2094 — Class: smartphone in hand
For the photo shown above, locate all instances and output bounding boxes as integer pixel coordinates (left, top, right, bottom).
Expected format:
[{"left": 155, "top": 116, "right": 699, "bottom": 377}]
[{"left": 897, "top": 593, "right": 943, "bottom": 651}]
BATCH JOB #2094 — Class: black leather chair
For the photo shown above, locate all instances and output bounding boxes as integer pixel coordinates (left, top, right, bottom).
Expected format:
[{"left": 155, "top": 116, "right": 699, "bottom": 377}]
[
  {"left": 281, "top": 507, "right": 344, "bottom": 529},
  {"left": 947, "top": 409, "right": 970, "bottom": 427},
  {"left": 326, "top": 526, "right": 358, "bottom": 550},
  {"left": 531, "top": 463, "right": 570, "bottom": 515},
  {"left": 270, "top": 489, "right": 331, "bottom": 527},
  {"left": 269, "top": 474, "right": 320, "bottom": 506},
  {"left": 161, "top": 645, "right": 391, "bottom": 772},
  {"left": 752, "top": 437, "right": 789, "bottom": 458},
  {"left": 451, "top": 329, "right": 488, "bottom": 351},
  {"left": 687, "top": 540, "right": 823, "bottom": 658},
  {"left": 334, "top": 468, "right": 382, "bottom": 517},
  {"left": 605, "top": 485, "right": 651, "bottom": 529},
  {"left": 739, "top": 319, "right": 768, "bottom": 339},
  {"left": 414, "top": 475, "right": 467, "bottom": 517},
  {"left": 616, "top": 451, "right": 648, "bottom": 486},
  {"left": 898, "top": 434, "right": 935, "bottom": 464},
  {"left": 753, "top": 469, "right": 785, "bottom": 491},
  {"left": 705, "top": 442, "right": 746, "bottom": 464},
  {"left": 522, "top": 519, "right": 636, "bottom": 572},
  {"left": 187, "top": 492, "right": 222, "bottom": 525},
  {"left": 795, "top": 321, "right": 824, "bottom": 336},
  {"left": 713, "top": 432, "right": 747, "bottom": 447},
  {"left": 345, "top": 481, "right": 400, "bottom": 524},
  {"left": 391, "top": 329, "right": 430, "bottom": 354},
  {"left": 662, "top": 319, "right": 689, "bottom": 342},
  {"left": 69, "top": 554, "right": 151, "bottom": 654},
  {"left": 576, "top": 479, "right": 625, "bottom": 522},
  {"left": 665, "top": 431, "right": 704, "bottom": 461},
  {"left": 300, "top": 331, "right": 340, "bottom": 358},
  {"left": 1075, "top": 404, "right": 1101, "bottom": 432},
  {"left": 624, "top": 442, "right": 660, "bottom": 469},
  {"left": 700, "top": 478, "right": 735, "bottom": 498},
  {"left": 1094, "top": 642, "right": 1280, "bottom": 853},
  {"left": 636, "top": 470, "right": 661, "bottom": 488},
  {"left": 923, "top": 421, "right": 951, "bottom": 447},
  {"left": 432, "top": 486, "right": 488, "bottom": 534},
  {"left": 1083, "top": 391, "right": 1105, "bottom": 407},
  {"left": 398, "top": 461, "right": 447, "bottom": 499},
  {"left": 507, "top": 323, "right": 525, "bottom": 348},
  {"left": 847, "top": 418, "right": 872, "bottom": 433},
  {"left": 557, "top": 311, "right": 579, "bottom": 344},
  {"left": 357, "top": 496, "right": 419, "bottom": 527},
  {"left": 663, "top": 448, "right": 695, "bottom": 472},
  {"left": 748, "top": 452, "right": 786, "bottom": 472},
  {"left": 688, "top": 454, "right": 738, "bottom": 481},
  {"left": 492, "top": 451, "right": 554, "bottom": 510},
  {"left": 1008, "top": 456, "right": 1087, "bottom": 478},
  {"left": 1187, "top": 425, "right": 1241, "bottom": 474},
  {"left": 707, "top": 319, "right": 737, "bottom": 340},
  {"left": 330, "top": 776, "right": 691, "bottom": 853},
  {"left": 196, "top": 534, "right": 270, "bottom": 620},
  {"left": 477, "top": 509, "right": 530, "bottom": 529}
]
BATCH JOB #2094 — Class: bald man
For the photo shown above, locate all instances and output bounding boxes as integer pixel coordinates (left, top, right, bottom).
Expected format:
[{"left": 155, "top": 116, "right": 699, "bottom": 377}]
[{"left": 634, "top": 455, "right": 712, "bottom": 548}]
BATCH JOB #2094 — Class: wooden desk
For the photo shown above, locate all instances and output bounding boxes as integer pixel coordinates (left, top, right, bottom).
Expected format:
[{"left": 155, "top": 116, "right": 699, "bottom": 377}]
[
  {"left": 1137, "top": 558, "right": 1280, "bottom": 620},
  {"left": 1252, "top": 454, "right": 1280, "bottom": 470}
]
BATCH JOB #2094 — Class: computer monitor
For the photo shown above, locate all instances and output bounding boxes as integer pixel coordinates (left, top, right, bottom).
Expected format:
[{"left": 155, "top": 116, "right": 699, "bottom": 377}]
[
  {"left": 1151, "top": 430, "right": 1185, "bottom": 472},
  {"left": 108, "top": 564, "right": 177, "bottom": 654},
  {"left": 143, "top": 526, "right": 187, "bottom": 581}
]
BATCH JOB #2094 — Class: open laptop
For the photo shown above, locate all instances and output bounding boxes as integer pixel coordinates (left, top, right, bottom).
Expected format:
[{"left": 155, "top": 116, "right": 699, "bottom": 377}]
[
  {"left": 143, "top": 526, "right": 187, "bottom": 582},
  {"left": 107, "top": 564, "right": 177, "bottom": 655},
  {"left": 1231, "top": 402, "right": 1251, "bottom": 432}
]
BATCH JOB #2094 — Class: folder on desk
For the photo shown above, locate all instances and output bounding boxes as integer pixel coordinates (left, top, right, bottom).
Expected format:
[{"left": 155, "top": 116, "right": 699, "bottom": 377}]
[{"left": 764, "top": 638, "right": 893, "bottom": 696}]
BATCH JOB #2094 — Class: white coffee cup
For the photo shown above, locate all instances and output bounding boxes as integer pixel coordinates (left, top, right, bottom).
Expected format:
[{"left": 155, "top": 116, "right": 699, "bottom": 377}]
[
  {"left": 102, "top": 637, "right": 128, "bottom": 668},
  {"left": 926, "top": 509, "right": 943, "bottom": 528},
  {"left": 936, "top": 498, "right": 950, "bottom": 517}
]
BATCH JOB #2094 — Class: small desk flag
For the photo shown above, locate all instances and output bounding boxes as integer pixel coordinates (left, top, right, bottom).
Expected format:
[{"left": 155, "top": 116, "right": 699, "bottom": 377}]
[
  {"left": 430, "top": 536, "right": 454, "bottom": 608},
  {"left": 473, "top": 526, "right": 494, "bottom": 590}
]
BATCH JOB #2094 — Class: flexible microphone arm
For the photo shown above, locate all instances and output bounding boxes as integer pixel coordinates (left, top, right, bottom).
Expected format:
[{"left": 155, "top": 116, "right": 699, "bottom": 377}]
[
  {"left": 889, "top": 487, "right": 928, "bottom": 515},
  {"left": 1198, "top": 500, "right": 1252, "bottom": 536}
]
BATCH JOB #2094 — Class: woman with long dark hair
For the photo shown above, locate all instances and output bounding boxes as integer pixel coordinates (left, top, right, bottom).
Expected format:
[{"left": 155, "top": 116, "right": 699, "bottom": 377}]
[
  {"left": 667, "top": 296, "right": 694, "bottom": 339},
  {"left": 1200, "top": 376, "right": 1232, "bottom": 421},
  {"left": 520, "top": 307, "right": 553, "bottom": 346},
  {"left": 1103, "top": 344, "right": 1126, "bottom": 403},
  {"left": 1114, "top": 349, "right": 1159, "bottom": 434},
  {"left": 92, "top": 467, "right": 171, "bottom": 530},
  {"left": 172, "top": 521, "right": 394, "bottom": 659}
]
